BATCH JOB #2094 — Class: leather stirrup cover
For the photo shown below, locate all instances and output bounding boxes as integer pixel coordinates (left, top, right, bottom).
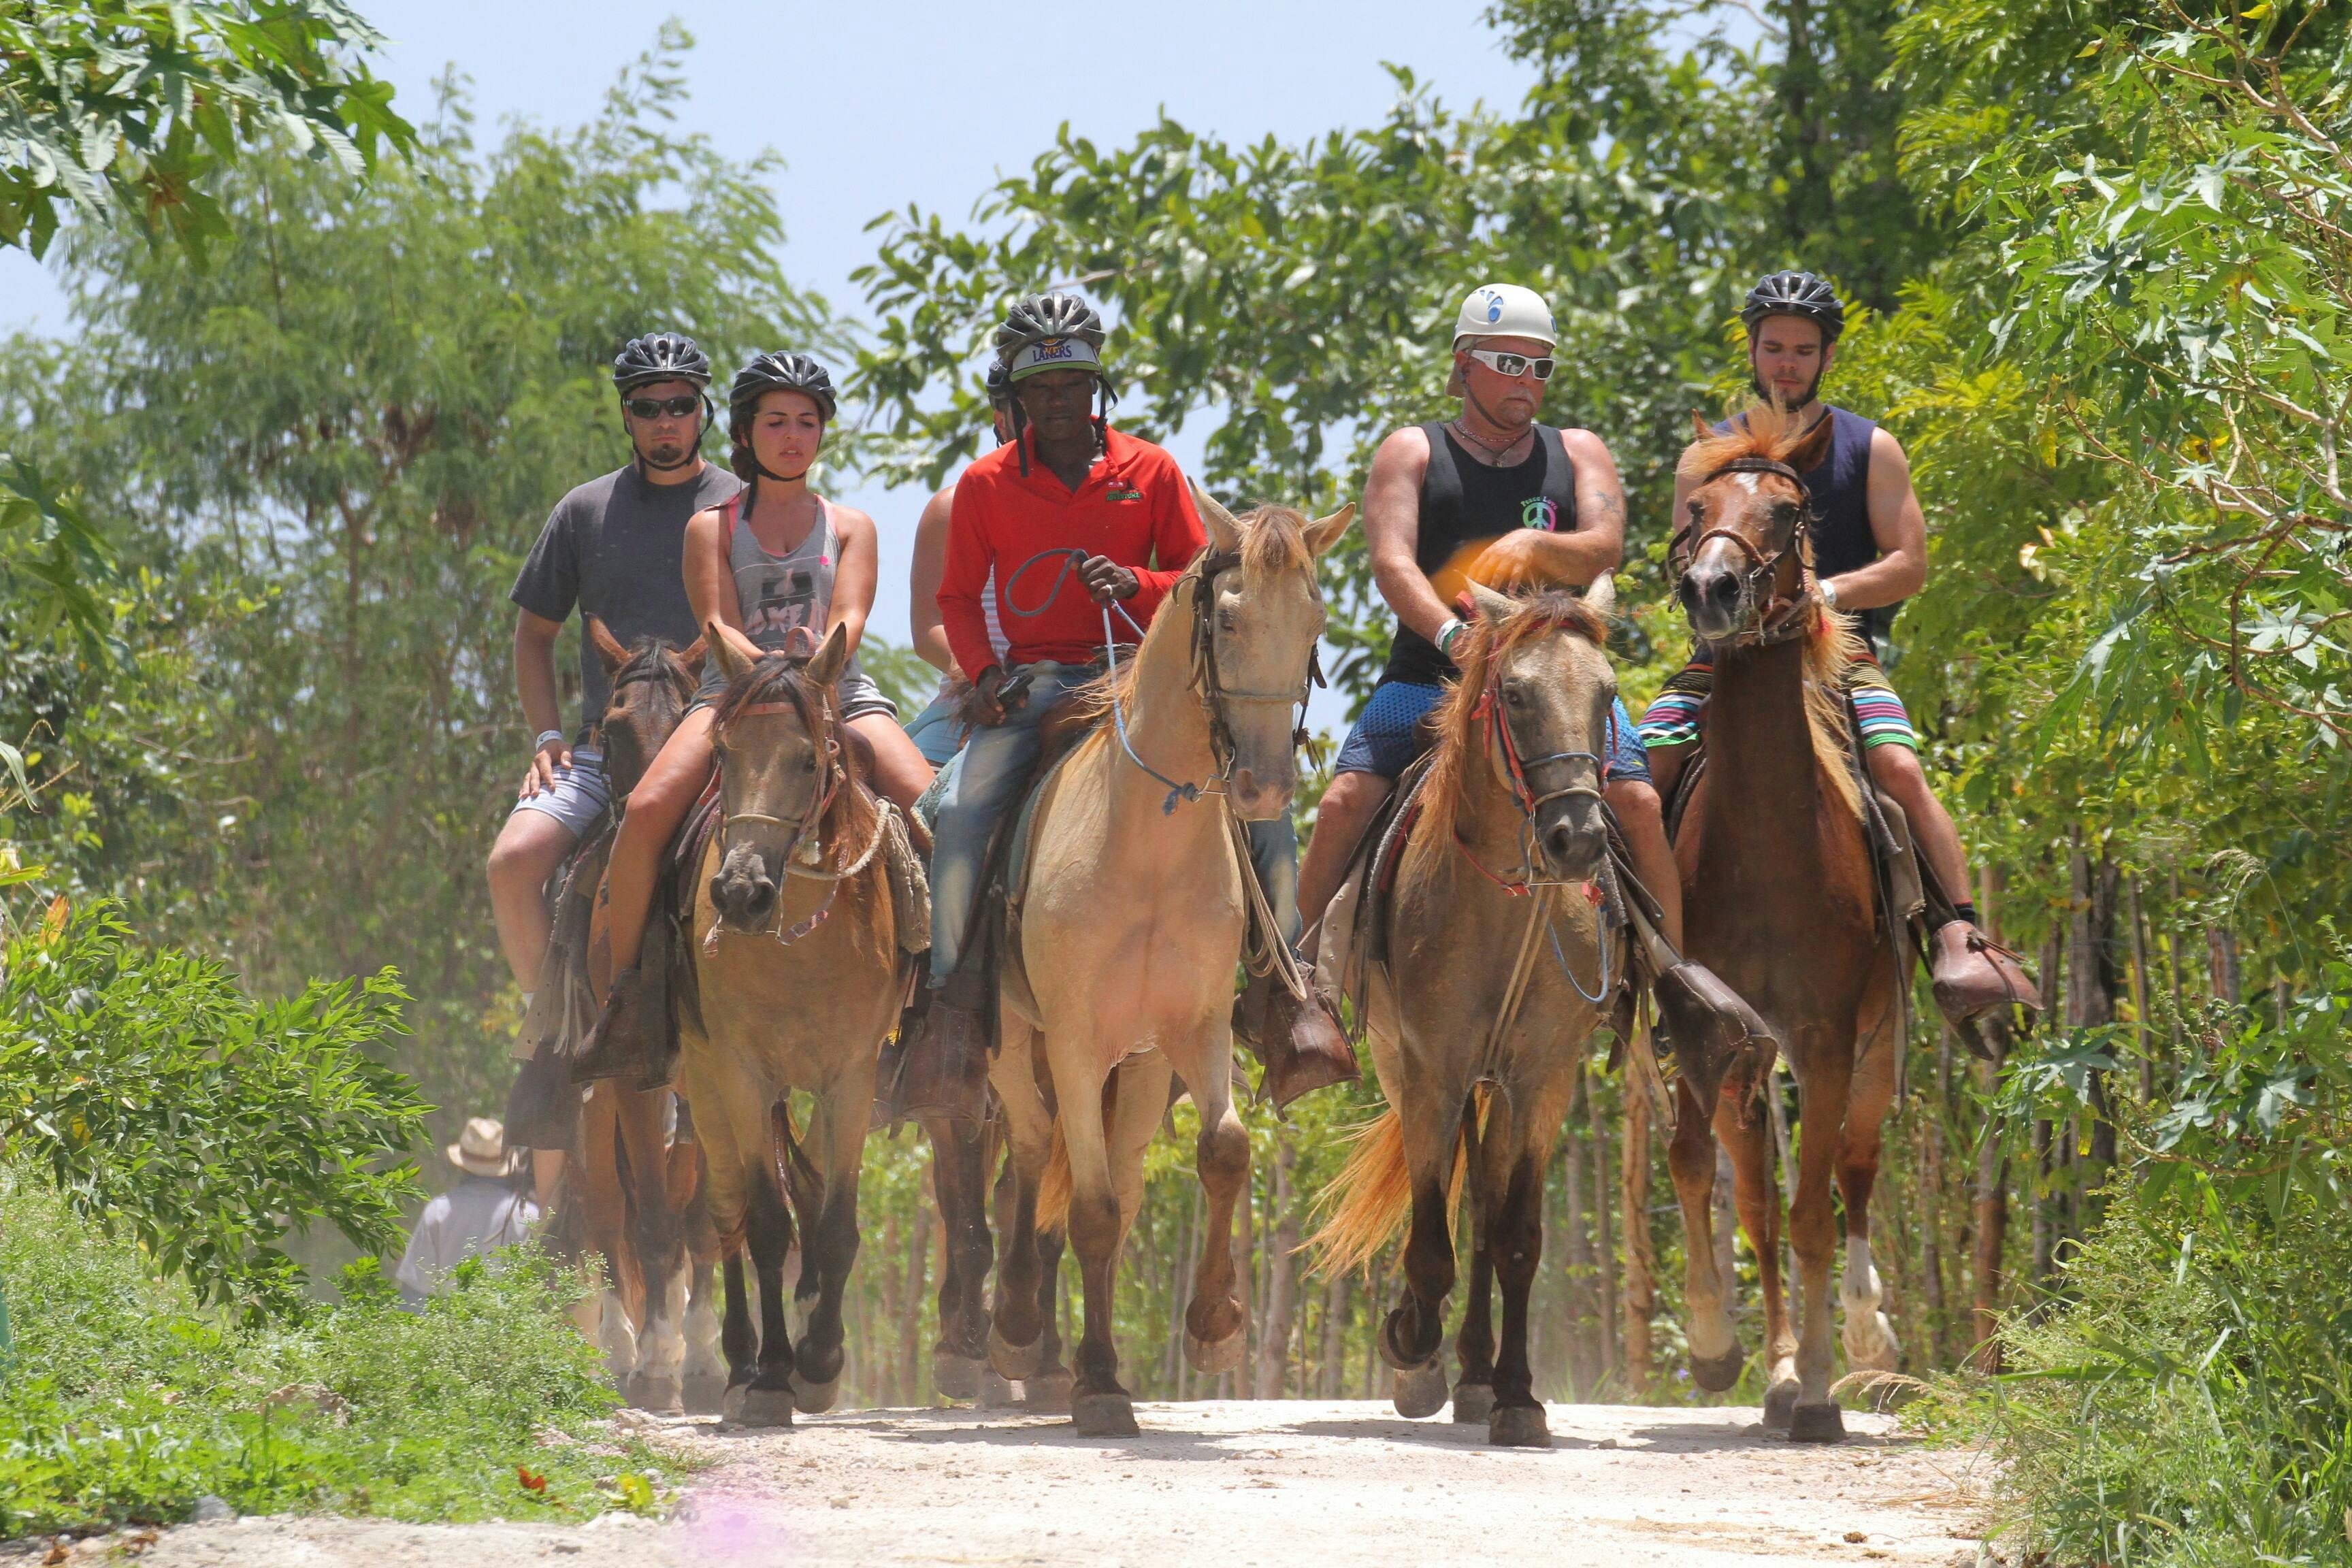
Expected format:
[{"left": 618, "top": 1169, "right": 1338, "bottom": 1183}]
[{"left": 1653, "top": 960, "right": 1773, "bottom": 1126}]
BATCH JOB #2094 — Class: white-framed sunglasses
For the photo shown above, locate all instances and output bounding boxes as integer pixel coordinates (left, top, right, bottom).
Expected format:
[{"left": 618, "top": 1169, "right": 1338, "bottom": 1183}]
[{"left": 1463, "top": 348, "right": 1556, "bottom": 380}]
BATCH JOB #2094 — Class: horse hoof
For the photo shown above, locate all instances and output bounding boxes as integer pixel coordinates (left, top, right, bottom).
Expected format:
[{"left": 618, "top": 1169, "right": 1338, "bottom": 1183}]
[
  {"left": 1022, "top": 1368, "right": 1075, "bottom": 1415},
  {"left": 978, "top": 1370, "right": 1019, "bottom": 1410},
  {"left": 625, "top": 1372, "right": 683, "bottom": 1416},
  {"left": 1184, "top": 1327, "right": 1246, "bottom": 1376},
  {"left": 1488, "top": 1405, "right": 1552, "bottom": 1448},
  {"left": 1788, "top": 1402, "right": 1846, "bottom": 1443},
  {"left": 683, "top": 1373, "right": 728, "bottom": 1415},
  {"left": 1072, "top": 1392, "right": 1139, "bottom": 1438},
  {"left": 1451, "top": 1383, "right": 1495, "bottom": 1424},
  {"left": 988, "top": 1325, "right": 1044, "bottom": 1381},
  {"left": 730, "top": 1384, "right": 797, "bottom": 1428},
  {"left": 933, "top": 1350, "right": 985, "bottom": 1401},
  {"left": 1763, "top": 1379, "right": 1801, "bottom": 1431},
  {"left": 1688, "top": 1345, "right": 1746, "bottom": 1393},
  {"left": 794, "top": 1377, "right": 840, "bottom": 1416},
  {"left": 1392, "top": 1358, "right": 1448, "bottom": 1420}
]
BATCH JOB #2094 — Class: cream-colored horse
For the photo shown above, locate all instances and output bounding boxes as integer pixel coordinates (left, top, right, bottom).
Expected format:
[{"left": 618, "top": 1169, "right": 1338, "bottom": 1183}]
[{"left": 987, "top": 492, "right": 1350, "bottom": 1437}]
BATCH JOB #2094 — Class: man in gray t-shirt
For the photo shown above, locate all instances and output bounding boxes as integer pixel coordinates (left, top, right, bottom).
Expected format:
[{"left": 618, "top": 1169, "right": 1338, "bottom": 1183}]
[{"left": 485, "top": 331, "right": 738, "bottom": 1202}]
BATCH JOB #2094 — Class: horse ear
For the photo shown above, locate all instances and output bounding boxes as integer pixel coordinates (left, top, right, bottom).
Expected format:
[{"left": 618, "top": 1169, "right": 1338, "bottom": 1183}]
[
  {"left": 806, "top": 621, "right": 851, "bottom": 687},
  {"left": 1784, "top": 409, "right": 1835, "bottom": 474},
  {"left": 1192, "top": 480, "right": 1243, "bottom": 555},
  {"left": 1303, "top": 502, "right": 1354, "bottom": 559},
  {"left": 1583, "top": 571, "right": 1616, "bottom": 619},
  {"left": 1466, "top": 581, "right": 1518, "bottom": 628},
  {"left": 679, "top": 634, "right": 707, "bottom": 681},
  {"left": 1690, "top": 410, "right": 1716, "bottom": 442},
  {"left": 707, "top": 620, "right": 752, "bottom": 685},
  {"left": 587, "top": 615, "right": 630, "bottom": 676}
]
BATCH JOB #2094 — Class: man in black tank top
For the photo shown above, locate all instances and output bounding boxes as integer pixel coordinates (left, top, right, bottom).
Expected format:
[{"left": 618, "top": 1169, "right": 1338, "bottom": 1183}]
[
  {"left": 1293, "top": 284, "right": 1689, "bottom": 959},
  {"left": 1639, "top": 270, "right": 2033, "bottom": 1013}
]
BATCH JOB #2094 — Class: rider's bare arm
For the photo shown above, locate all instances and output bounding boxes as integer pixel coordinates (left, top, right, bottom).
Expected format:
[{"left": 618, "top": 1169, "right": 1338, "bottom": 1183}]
[
  {"left": 683, "top": 506, "right": 766, "bottom": 669},
  {"left": 828, "top": 505, "right": 880, "bottom": 656},
  {"left": 1365, "top": 427, "right": 1452, "bottom": 644},
  {"left": 1833, "top": 428, "right": 1928, "bottom": 611},
  {"left": 937, "top": 485, "right": 1000, "bottom": 684},
  {"left": 1473, "top": 429, "right": 1627, "bottom": 589},
  {"left": 512, "top": 608, "right": 568, "bottom": 793},
  {"left": 908, "top": 485, "right": 957, "bottom": 673}
]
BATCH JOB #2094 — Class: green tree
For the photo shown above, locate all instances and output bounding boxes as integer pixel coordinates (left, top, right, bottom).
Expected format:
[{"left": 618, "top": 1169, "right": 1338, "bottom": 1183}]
[{"left": 0, "top": 0, "right": 414, "bottom": 257}]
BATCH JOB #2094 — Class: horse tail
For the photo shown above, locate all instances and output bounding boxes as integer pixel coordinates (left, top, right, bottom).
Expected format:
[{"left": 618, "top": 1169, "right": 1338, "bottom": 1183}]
[
  {"left": 1036, "top": 1124, "right": 1073, "bottom": 1236},
  {"left": 1309, "top": 1093, "right": 1480, "bottom": 1275}
]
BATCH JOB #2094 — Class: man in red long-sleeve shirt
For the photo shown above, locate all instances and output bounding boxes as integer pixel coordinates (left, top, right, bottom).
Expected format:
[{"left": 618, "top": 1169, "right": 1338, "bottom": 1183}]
[{"left": 909, "top": 291, "right": 1349, "bottom": 1122}]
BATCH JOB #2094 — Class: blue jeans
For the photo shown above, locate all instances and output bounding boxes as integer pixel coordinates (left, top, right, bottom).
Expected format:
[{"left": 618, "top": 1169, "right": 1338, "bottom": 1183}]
[
  {"left": 903, "top": 689, "right": 966, "bottom": 767},
  {"left": 927, "top": 663, "right": 1305, "bottom": 982}
]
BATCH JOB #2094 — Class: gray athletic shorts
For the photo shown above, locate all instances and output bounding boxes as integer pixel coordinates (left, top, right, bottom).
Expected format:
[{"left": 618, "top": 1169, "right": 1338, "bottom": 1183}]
[{"left": 509, "top": 744, "right": 610, "bottom": 838}]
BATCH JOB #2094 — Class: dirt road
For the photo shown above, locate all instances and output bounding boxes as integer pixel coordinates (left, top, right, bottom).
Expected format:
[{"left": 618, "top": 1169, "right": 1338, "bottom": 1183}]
[{"left": 110, "top": 1400, "right": 1993, "bottom": 1567}]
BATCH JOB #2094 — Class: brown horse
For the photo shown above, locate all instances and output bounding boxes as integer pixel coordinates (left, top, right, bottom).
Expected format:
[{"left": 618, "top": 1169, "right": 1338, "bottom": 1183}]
[
  {"left": 537, "top": 623, "right": 725, "bottom": 1412},
  {"left": 988, "top": 493, "right": 1350, "bottom": 1437},
  {"left": 1315, "top": 581, "right": 1624, "bottom": 1448},
  {"left": 680, "top": 626, "right": 907, "bottom": 1425},
  {"left": 1664, "top": 406, "right": 1900, "bottom": 1443}
]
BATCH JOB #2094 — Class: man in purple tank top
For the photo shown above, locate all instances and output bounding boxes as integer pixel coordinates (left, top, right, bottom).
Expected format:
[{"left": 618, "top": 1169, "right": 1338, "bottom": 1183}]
[{"left": 1639, "top": 271, "right": 2035, "bottom": 1017}]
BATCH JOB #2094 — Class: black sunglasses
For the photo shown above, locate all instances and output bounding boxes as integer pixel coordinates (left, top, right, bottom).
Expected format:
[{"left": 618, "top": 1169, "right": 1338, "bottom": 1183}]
[{"left": 623, "top": 394, "right": 702, "bottom": 421}]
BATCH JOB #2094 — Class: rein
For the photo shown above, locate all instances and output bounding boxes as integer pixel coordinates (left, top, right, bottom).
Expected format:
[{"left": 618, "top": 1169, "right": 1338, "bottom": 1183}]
[{"left": 1671, "top": 455, "right": 1823, "bottom": 649}]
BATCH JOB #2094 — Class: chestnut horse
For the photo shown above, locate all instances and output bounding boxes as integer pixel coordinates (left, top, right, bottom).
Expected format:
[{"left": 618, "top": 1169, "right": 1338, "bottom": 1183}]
[
  {"left": 988, "top": 493, "right": 1350, "bottom": 1436},
  {"left": 681, "top": 627, "right": 906, "bottom": 1425},
  {"left": 1315, "top": 581, "right": 1624, "bottom": 1448},
  {"left": 1665, "top": 406, "right": 1899, "bottom": 1443}
]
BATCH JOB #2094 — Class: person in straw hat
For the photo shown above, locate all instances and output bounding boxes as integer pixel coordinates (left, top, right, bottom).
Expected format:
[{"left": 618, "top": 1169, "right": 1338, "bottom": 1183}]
[{"left": 394, "top": 1116, "right": 542, "bottom": 1305}]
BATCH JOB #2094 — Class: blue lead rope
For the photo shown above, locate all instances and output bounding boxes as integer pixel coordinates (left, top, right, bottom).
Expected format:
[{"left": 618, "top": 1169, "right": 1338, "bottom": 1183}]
[{"left": 1002, "top": 546, "right": 1210, "bottom": 815}]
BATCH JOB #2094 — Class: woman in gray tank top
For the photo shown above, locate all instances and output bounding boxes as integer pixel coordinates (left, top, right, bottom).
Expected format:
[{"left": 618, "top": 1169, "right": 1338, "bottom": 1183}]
[{"left": 591, "top": 353, "right": 934, "bottom": 1011}]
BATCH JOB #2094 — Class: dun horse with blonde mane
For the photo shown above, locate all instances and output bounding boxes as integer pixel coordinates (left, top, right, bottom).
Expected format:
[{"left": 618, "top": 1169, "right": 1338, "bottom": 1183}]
[
  {"left": 987, "top": 491, "right": 1350, "bottom": 1437},
  {"left": 1665, "top": 405, "right": 1901, "bottom": 1442},
  {"left": 1316, "top": 581, "right": 1624, "bottom": 1448}
]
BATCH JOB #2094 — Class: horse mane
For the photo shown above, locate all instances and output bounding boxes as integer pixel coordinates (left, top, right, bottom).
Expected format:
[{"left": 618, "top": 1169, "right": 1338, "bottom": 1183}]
[
  {"left": 1418, "top": 590, "right": 1610, "bottom": 847},
  {"left": 1067, "top": 504, "right": 1312, "bottom": 726},
  {"left": 1678, "top": 402, "right": 1867, "bottom": 820},
  {"left": 608, "top": 636, "right": 698, "bottom": 728},
  {"left": 713, "top": 653, "right": 879, "bottom": 845}
]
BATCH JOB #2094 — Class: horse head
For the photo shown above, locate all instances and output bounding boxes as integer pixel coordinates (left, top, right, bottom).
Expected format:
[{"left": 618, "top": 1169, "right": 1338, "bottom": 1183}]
[
  {"left": 589, "top": 617, "right": 705, "bottom": 799},
  {"left": 704, "top": 623, "right": 854, "bottom": 932},
  {"left": 1190, "top": 484, "right": 1354, "bottom": 821},
  {"left": 1455, "top": 576, "right": 1620, "bottom": 881},
  {"left": 1672, "top": 405, "right": 1835, "bottom": 642}
]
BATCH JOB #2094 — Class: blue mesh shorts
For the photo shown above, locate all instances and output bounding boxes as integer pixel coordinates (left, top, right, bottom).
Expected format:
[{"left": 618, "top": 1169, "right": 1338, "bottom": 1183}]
[{"left": 1333, "top": 680, "right": 1650, "bottom": 784}]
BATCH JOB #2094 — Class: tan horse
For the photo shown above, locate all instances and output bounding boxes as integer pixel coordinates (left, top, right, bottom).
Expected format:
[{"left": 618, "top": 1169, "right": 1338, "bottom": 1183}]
[
  {"left": 1665, "top": 406, "right": 1899, "bottom": 1443},
  {"left": 1315, "top": 582, "right": 1623, "bottom": 1448},
  {"left": 679, "top": 627, "right": 907, "bottom": 1426},
  {"left": 988, "top": 493, "right": 1351, "bottom": 1437}
]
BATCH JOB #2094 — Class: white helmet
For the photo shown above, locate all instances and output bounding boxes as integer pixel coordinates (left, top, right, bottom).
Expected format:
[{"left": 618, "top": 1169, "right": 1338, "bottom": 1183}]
[{"left": 1451, "top": 283, "right": 1557, "bottom": 350}]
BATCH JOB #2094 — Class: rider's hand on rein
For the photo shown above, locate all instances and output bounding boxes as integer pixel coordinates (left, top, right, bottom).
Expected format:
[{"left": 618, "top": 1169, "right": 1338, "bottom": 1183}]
[{"left": 1079, "top": 555, "right": 1139, "bottom": 603}]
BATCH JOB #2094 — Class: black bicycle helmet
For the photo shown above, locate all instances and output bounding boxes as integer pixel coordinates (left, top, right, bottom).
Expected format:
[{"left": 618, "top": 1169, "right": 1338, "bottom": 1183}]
[
  {"left": 1741, "top": 271, "right": 1845, "bottom": 342},
  {"left": 612, "top": 331, "right": 713, "bottom": 391},
  {"left": 993, "top": 291, "right": 1107, "bottom": 363},
  {"left": 728, "top": 351, "right": 838, "bottom": 425}
]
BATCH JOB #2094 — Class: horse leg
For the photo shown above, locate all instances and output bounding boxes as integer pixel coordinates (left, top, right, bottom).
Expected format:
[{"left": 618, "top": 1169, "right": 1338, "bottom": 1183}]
[
  {"left": 1178, "top": 1028, "right": 1251, "bottom": 1382},
  {"left": 1786, "top": 1039, "right": 1855, "bottom": 1442},
  {"left": 683, "top": 1245, "right": 726, "bottom": 1413},
  {"left": 923, "top": 1113, "right": 993, "bottom": 1399},
  {"left": 986, "top": 1019, "right": 1054, "bottom": 1380},
  {"left": 1838, "top": 992, "right": 1903, "bottom": 1379},
  {"left": 1721, "top": 1063, "right": 1797, "bottom": 1426},
  {"left": 576, "top": 1084, "right": 638, "bottom": 1383},
  {"left": 1451, "top": 1213, "right": 1496, "bottom": 1424},
  {"left": 1670, "top": 1077, "right": 1743, "bottom": 1392},
  {"left": 730, "top": 1162, "right": 800, "bottom": 1427},
  {"left": 1058, "top": 1054, "right": 1137, "bottom": 1437},
  {"left": 1485, "top": 1143, "right": 1552, "bottom": 1448},
  {"left": 1379, "top": 1083, "right": 1464, "bottom": 1419},
  {"left": 619, "top": 1087, "right": 686, "bottom": 1414},
  {"left": 787, "top": 1088, "right": 866, "bottom": 1416},
  {"left": 1024, "top": 1223, "right": 1073, "bottom": 1413}
]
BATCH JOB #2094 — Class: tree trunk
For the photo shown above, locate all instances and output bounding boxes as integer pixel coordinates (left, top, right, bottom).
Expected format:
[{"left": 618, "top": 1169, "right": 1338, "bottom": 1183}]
[
  {"left": 1319, "top": 1269, "right": 1348, "bottom": 1399},
  {"left": 898, "top": 1196, "right": 932, "bottom": 1406},
  {"left": 2128, "top": 875, "right": 2157, "bottom": 1101},
  {"left": 1255, "top": 1133, "right": 1301, "bottom": 1399},
  {"left": 1620, "top": 1072, "right": 1654, "bottom": 1399},
  {"left": 1562, "top": 1107, "right": 1599, "bottom": 1399},
  {"left": 1226, "top": 1162, "right": 1254, "bottom": 1399},
  {"left": 2067, "top": 834, "right": 2119, "bottom": 1169},
  {"left": 1971, "top": 1015, "right": 2011, "bottom": 1371},
  {"left": 2208, "top": 926, "right": 2242, "bottom": 1005},
  {"left": 1593, "top": 1090, "right": 1619, "bottom": 1379}
]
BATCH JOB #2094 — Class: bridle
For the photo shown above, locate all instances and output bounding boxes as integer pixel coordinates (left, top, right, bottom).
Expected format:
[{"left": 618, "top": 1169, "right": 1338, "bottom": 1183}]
[
  {"left": 592, "top": 649, "right": 698, "bottom": 749},
  {"left": 1669, "top": 455, "right": 1821, "bottom": 648},
  {"left": 1004, "top": 545, "right": 1321, "bottom": 816}
]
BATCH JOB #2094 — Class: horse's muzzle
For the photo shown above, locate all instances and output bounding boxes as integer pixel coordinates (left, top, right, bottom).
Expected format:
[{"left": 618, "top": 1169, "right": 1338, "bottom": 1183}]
[
  {"left": 1225, "top": 764, "right": 1296, "bottom": 823},
  {"left": 1678, "top": 564, "right": 1746, "bottom": 640},
  {"left": 710, "top": 845, "right": 779, "bottom": 930},
  {"left": 1535, "top": 798, "right": 1609, "bottom": 882}
]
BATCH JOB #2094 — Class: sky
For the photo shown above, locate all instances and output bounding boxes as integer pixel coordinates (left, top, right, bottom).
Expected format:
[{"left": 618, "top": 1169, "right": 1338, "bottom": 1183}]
[{"left": 0, "top": 1, "right": 1545, "bottom": 728}]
